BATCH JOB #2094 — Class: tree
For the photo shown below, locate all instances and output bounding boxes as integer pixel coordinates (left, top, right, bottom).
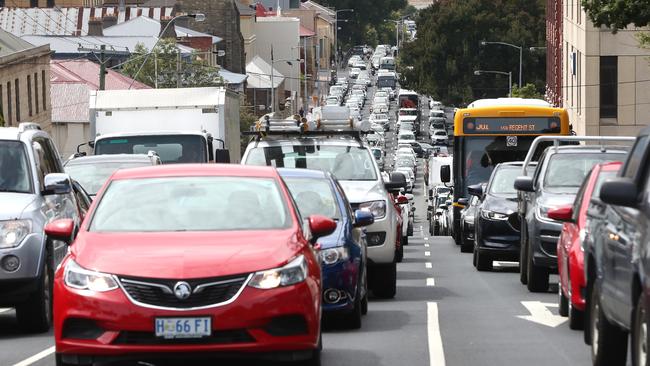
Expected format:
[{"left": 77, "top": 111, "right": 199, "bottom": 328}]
[
  {"left": 511, "top": 83, "right": 544, "bottom": 99},
  {"left": 121, "top": 39, "right": 223, "bottom": 88},
  {"left": 397, "top": 0, "right": 547, "bottom": 106},
  {"left": 582, "top": 0, "right": 650, "bottom": 30}
]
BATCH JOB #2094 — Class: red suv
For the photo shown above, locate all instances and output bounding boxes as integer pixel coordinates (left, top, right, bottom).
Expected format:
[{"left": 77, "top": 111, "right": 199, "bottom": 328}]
[
  {"left": 549, "top": 162, "right": 622, "bottom": 330},
  {"left": 45, "top": 164, "right": 336, "bottom": 366}
]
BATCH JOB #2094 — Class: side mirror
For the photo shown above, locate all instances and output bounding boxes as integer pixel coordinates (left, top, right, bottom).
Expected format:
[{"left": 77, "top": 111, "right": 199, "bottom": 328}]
[
  {"left": 600, "top": 178, "right": 638, "bottom": 208},
  {"left": 396, "top": 195, "right": 409, "bottom": 204},
  {"left": 215, "top": 149, "right": 230, "bottom": 163},
  {"left": 428, "top": 188, "right": 434, "bottom": 198},
  {"left": 308, "top": 215, "right": 337, "bottom": 243},
  {"left": 43, "top": 173, "right": 72, "bottom": 195},
  {"left": 547, "top": 205, "right": 574, "bottom": 222},
  {"left": 385, "top": 172, "right": 407, "bottom": 192},
  {"left": 457, "top": 198, "right": 469, "bottom": 206},
  {"left": 44, "top": 219, "right": 75, "bottom": 243},
  {"left": 514, "top": 176, "right": 535, "bottom": 192},
  {"left": 440, "top": 165, "right": 451, "bottom": 183},
  {"left": 467, "top": 184, "right": 484, "bottom": 198},
  {"left": 439, "top": 204, "right": 448, "bottom": 210},
  {"left": 354, "top": 210, "right": 374, "bottom": 227}
]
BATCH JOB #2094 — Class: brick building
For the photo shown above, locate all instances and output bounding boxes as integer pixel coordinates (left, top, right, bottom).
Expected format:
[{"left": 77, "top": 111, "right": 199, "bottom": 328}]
[
  {"left": 546, "top": 0, "right": 562, "bottom": 107},
  {"left": 0, "top": 29, "right": 51, "bottom": 130},
  {"left": 0, "top": 0, "right": 102, "bottom": 6}
]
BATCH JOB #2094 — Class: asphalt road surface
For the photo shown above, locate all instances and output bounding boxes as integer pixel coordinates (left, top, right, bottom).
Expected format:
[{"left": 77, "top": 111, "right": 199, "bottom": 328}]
[{"left": 0, "top": 70, "right": 595, "bottom": 366}]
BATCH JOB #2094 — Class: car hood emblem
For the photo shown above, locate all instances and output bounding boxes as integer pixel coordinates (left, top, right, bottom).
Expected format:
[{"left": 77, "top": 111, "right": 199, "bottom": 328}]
[{"left": 173, "top": 281, "right": 192, "bottom": 300}]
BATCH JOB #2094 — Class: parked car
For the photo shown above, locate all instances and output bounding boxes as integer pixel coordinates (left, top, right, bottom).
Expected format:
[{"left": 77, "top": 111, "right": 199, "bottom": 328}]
[
  {"left": 243, "top": 133, "right": 407, "bottom": 299},
  {"left": 431, "top": 130, "right": 449, "bottom": 145},
  {"left": 279, "top": 169, "right": 374, "bottom": 329},
  {"left": 515, "top": 142, "right": 630, "bottom": 292},
  {"left": 350, "top": 67, "right": 361, "bottom": 79},
  {"left": 48, "top": 164, "right": 336, "bottom": 365},
  {"left": 583, "top": 127, "right": 650, "bottom": 366},
  {"left": 548, "top": 161, "right": 621, "bottom": 331},
  {"left": 64, "top": 153, "right": 162, "bottom": 197},
  {"left": 458, "top": 191, "right": 482, "bottom": 255},
  {"left": 0, "top": 123, "right": 87, "bottom": 333},
  {"left": 471, "top": 162, "right": 536, "bottom": 268}
]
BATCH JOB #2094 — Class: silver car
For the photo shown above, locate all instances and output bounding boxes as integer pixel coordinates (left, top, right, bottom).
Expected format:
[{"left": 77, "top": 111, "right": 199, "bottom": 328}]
[{"left": 0, "top": 123, "right": 85, "bottom": 332}]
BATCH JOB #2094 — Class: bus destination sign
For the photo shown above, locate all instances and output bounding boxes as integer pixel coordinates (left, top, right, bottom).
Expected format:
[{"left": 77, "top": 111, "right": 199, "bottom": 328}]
[{"left": 463, "top": 117, "right": 562, "bottom": 135}]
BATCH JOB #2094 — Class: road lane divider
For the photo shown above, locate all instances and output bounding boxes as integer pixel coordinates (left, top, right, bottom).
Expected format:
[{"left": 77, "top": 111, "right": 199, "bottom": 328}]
[
  {"left": 427, "top": 278, "right": 435, "bottom": 287},
  {"left": 426, "top": 262, "right": 432, "bottom": 269},
  {"left": 425, "top": 251, "right": 431, "bottom": 256},
  {"left": 424, "top": 243, "right": 430, "bottom": 247},
  {"left": 427, "top": 302, "right": 446, "bottom": 366},
  {"left": 12, "top": 346, "right": 54, "bottom": 366}
]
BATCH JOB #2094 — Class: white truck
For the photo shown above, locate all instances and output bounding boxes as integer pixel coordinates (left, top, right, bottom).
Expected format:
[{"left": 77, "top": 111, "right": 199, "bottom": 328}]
[{"left": 89, "top": 87, "right": 241, "bottom": 164}]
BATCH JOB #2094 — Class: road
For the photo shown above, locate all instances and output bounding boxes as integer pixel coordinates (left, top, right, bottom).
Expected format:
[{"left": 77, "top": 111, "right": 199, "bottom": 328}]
[{"left": 0, "top": 71, "right": 594, "bottom": 366}]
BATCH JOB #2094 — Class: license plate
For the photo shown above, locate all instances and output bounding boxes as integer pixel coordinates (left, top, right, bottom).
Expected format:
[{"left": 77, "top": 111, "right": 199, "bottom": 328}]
[{"left": 155, "top": 317, "right": 211, "bottom": 339}]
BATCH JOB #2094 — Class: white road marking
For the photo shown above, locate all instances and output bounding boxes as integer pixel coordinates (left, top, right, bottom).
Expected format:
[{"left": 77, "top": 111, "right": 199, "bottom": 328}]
[
  {"left": 424, "top": 237, "right": 429, "bottom": 240},
  {"left": 517, "top": 301, "right": 567, "bottom": 328},
  {"left": 427, "top": 302, "right": 446, "bottom": 366},
  {"left": 427, "top": 278, "right": 435, "bottom": 286},
  {"left": 0, "top": 308, "right": 11, "bottom": 314},
  {"left": 11, "top": 346, "right": 55, "bottom": 366},
  {"left": 425, "top": 251, "right": 431, "bottom": 256},
  {"left": 426, "top": 262, "right": 432, "bottom": 269},
  {"left": 424, "top": 243, "right": 430, "bottom": 247}
]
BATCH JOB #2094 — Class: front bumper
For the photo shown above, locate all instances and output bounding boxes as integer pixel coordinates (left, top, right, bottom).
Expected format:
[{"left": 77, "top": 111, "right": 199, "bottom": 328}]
[
  {"left": 476, "top": 216, "right": 520, "bottom": 261},
  {"left": 350, "top": 208, "right": 397, "bottom": 265},
  {"left": 530, "top": 213, "right": 562, "bottom": 269},
  {"left": 0, "top": 233, "right": 45, "bottom": 305},
  {"left": 321, "top": 259, "right": 361, "bottom": 313},
  {"left": 54, "top": 275, "right": 321, "bottom": 361}
]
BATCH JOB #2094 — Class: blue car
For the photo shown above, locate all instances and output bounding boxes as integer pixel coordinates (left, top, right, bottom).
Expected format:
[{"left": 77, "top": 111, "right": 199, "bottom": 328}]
[{"left": 279, "top": 168, "right": 373, "bottom": 329}]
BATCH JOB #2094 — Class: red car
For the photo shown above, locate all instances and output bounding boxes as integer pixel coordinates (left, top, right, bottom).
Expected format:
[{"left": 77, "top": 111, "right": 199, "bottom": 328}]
[
  {"left": 44, "top": 164, "right": 336, "bottom": 366},
  {"left": 549, "top": 162, "right": 622, "bottom": 330}
]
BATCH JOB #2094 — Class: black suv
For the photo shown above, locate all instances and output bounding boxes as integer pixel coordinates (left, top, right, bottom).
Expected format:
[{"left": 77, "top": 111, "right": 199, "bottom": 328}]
[
  {"left": 515, "top": 143, "right": 629, "bottom": 292},
  {"left": 586, "top": 126, "right": 650, "bottom": 366}
]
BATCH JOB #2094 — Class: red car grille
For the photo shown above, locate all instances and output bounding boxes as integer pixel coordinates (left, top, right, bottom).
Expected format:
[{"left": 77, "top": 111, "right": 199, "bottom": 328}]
[{"left": 118, "top": 275, "right": 249, "bottom": 309}]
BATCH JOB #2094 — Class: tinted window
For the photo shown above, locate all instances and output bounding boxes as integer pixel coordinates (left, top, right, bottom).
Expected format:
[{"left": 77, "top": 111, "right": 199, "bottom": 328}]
[
  {"left": 0, "top": 140, "right": 32, "bottom": 193},
  {"left": 91, "top": 177, "right": 290, "bottom": 232},
  {"left": 94, "top": 135, "right": 206, "bottom": 164},
  {"left": 544, "top": 153, "right": 624, "bottom": 192},
  {"left": 283, "top": 177, "right": 341, "bottom": 220}
]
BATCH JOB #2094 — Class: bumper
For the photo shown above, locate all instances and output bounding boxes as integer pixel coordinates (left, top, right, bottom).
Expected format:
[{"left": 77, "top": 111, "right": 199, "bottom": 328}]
[
  {"left": 476, "top": 216, "right": 520, "bottom": 261},
  {"left": 321, "top": 259, "right": 361, "bottom": 313},
  {"left": 530, "top": 214, "right": 562, "bottom": 269},
  {"left": 0, "top": 232, "right": 44, "bottom": 280},
  {"left": 363, "top": 216, "right": 397, "bottom": 265},
  {"left": 54, "top": 276, "right": 321, "bottom": 359}
]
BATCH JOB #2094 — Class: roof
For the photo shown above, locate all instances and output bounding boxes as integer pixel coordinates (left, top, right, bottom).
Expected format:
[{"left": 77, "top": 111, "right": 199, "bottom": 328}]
[
  {"left": 21, "top": 35, "right": 195, "bottom": 55},
  {"left": 277, "top": 168, "right": 327, "bottom": 179},
  {"left": 219, "top": 69, "right": 248, "bottom": 85},
  {"left": 91, "top": 87, "right": 228, "bottom": 110},
  {"left": 235, "top": 0, "right": 256, "bottom": 16},
  {"left": 246, "top": 55, "right": 284, "bottom": 89},
  {"left": 103, "top": 16, "right": 222, "bottom": 44},
  {"left": 0, "top": 6, "right": 174, "bottom": 37},
  {"left": 110, "top": 164, "right": 279, "bottom": 180},
  {"left": 50, "top": 59, "right": 149, "bottom": 123},
  {"left": 300, "top": 1, "right": 334, "bottom": 22},
  {"left": 467, "top": 98, "right": 551, "bottom": 108},
  {"left": 65, "top": 153, "right": 156, "bottom": 166},
  {"left": 0, "top": 27, "right": 37, "bottom": 57},
  {"left": 300, "top": 25, "right": 316, "bottom": 37}
]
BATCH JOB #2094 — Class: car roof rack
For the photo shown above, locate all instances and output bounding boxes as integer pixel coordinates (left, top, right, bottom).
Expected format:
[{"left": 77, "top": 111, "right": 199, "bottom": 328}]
[{"left": 521, "top": 135, "right": 636, "bottom": 175}]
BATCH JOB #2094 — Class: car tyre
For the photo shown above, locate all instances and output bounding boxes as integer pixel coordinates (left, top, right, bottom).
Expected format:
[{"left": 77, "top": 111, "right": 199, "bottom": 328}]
[
  {"left": 569, "top": 301, "right": 584, "bottom": 330},
  {"left": 16, "top": 253, "right": 53, "bottom": 333},
  {"left": 559, "top": 284, "right": 569, "bottom": 317},
  {"left": 526, "top": 239, "right": 549, "bottom": 293},
  {"left": 373, "top": 263, "right": 397, "bottom": 299},
  {"left": 460, "top": 237, "right": 473, "bottom": 253},
  {"left": 403, "top": 235, "right": 409, "bottom": 246},
  {"left": 475, "top": 250, "right": 492, "bottom": 271},
  {"left": 472, "top": 246, "right": 478, "bottom": 268},
  {"left": 395, "top": 242, "right": 404, "bottom": 263},
  {"left": 343, "top": 285, "right": 363, "bottom": 329},
  {"left": 590, "top": 284, "right": 628, "bottom": 366},
  {"left": 632, "top": 293, "right": 648, "bottom": 366},
  {"left": 519, "top": 224, "right": 528, "bottom": 285}
]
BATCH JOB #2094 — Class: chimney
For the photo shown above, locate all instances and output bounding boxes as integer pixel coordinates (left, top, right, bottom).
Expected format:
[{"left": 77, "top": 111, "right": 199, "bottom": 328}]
[
  {"left": 102, "top": 15, "right": 117, "bottom": 29},
  {"left": 159, "top": 16, "right": 177, "bottom": 39},
  {"left": 88, "top": 17, "right": 103, "bottom": 37}
]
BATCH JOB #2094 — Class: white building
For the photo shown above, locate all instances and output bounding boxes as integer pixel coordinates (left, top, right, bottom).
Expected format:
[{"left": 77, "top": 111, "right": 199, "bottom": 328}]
[{"left": 563, "top": 3, "right": 650, "bottom": 136}]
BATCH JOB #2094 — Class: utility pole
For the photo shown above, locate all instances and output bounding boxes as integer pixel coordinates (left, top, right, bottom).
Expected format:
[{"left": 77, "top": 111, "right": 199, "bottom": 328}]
[
  {"left": 99, "top": 45, "right": 106, "bottom": 90},
  {"left": 303, "top": 36, "right": 308, "bottom": 112},
  {"left": 176, "top": 50, "right": 182, "bottom": 88}
]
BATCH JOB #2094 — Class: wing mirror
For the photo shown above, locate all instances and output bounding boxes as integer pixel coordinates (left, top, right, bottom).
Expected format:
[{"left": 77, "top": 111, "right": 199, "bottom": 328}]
[
  {"left": 43, "top": 173, "right": 73, "bottom": 196},
  {"left": 600, "top": 178, "right": 639, "bottom": 208},
  {"left": 514, "top": 176, "right": 535, "bottom": 192},
  {"left": 440, "top": 165, "right": 451, "bottom": 183},
  {"left": 457, "top": 198, "right": 469, "bottom": 206},
  {"left": 354, "top": 210, "right": 375, "bottom": 227},
  {"left": 467, "top": 184, "right": 484, "bottom": 198},
  {"left": 44, "top": 219, "right": 75, "bottom": 243},
  {"left": 308, "top": 215, "right": 337, "bottom": 244},
  {"left": 396, "top": 195, "right": 409, "bottom": 204},
  {"left": 547, "top": 206, "right": 574, "bottom": 222},
  {"left": 385, "top": 172, "right": 407, "bottom": 193}
]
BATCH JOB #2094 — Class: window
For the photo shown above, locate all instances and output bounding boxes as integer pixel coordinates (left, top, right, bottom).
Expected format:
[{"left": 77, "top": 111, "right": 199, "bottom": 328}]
[
  {"left": 27, "top": 75, "right": 32, "bottom": 117},
  {"left": 34, "top": 72, "right": 38, "bottom": 114},
  {"left": 577, "top": 51, "right": 582, "bottom": 114},
  {"left": 623, "top": 136, "right": 648, "bottom": 180},
  {"left": 14, "top": 78, "right": 20, "bottom": 122},
  {"left": 41, "top": 70, "right": 46, "bottom": 111},
  {"left": 600, "top": 56, "right": 618, "bottom": 119},
  {"left": 6, "top": 81, "right": 12, "bottom": 126}
]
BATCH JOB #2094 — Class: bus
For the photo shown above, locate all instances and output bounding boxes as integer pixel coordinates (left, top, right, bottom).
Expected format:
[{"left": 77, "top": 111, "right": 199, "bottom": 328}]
[
  {"left": 440, "top": 98, "right": 571, "bottom": 244},
  {"left": 377, "top": 71, "right": 397, "bottom": 90}
]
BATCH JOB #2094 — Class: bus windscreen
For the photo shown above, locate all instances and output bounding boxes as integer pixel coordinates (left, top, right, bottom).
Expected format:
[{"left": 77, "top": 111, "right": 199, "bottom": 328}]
[{"left": 463, "top": 117, "right": 562, "bottom": 135}]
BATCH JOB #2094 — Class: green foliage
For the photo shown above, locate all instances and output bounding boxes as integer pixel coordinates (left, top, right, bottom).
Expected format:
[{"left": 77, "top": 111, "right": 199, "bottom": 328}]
[
  {"left": 639, "top": 32, "right": 650, "bottom": 48},
  {"left": 317, "top": 0, "right": 408, "bottom": 48},
  {"left": 582, "top": 0, "right": 650, "bottom": 30},
  {"left": 239, "top": 101, "right": 257, "bottom": 154},
  {"left": 121, "top": 39, "right": 223, "bottom": 88},
  {"left": 397, "top": 0, "right": 547, "bottom": 106},
  {"left": 511, "top": 83, "right": 544, "bottom": 99}
]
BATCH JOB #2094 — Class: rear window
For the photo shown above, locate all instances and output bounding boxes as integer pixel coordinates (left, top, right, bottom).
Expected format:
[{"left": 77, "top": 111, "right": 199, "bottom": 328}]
[
  {"left": 283, "top": 177, "right": 341, "bottom": 220},
  {"left": 543, "top": 153, "right": 625, "bottom": 192}
]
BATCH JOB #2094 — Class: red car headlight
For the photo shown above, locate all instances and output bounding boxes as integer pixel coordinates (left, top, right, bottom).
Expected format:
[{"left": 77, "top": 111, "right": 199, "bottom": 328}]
[
  {"left": 248, "top": 255, "right": 308, "bottom": 290},
  {"left": 64, "top": 259, "right": 118, "bottom": 293}
]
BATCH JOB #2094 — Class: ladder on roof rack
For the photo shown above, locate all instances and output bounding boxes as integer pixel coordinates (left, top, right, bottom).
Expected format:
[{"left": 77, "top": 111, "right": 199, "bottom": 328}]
[{"left": 521, "top": 135, "right": 636, "bottom": 175}]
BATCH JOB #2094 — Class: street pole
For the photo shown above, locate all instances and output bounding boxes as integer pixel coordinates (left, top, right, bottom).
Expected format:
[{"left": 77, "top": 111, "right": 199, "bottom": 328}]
[
  {"left": 303, "top": 36, "right": 308, "bottom": 111},
  {"left": 99, "top": 45, "right": 106, "bottom": 90},
  {"left": 316, "top": 42, "right": 320, "bottom": 105},
  {"left": 176, "top": 50, "right": 182, "bottom": 88},
  {"left": 518, "top": 46, "right": 523, "bottom": 88},
  {"left": 271, "top": 46, "right": 275, "bottom": 115},
  {"left": 508, "top": 72, "right": 512, "bottom": 97},
  {"left": 334, "top": 12, "right": 338, "bottom": 67}
]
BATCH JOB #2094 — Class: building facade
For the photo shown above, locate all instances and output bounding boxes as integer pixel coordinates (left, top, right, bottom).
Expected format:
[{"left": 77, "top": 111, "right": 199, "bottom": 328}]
[
  {"left": 549, "top": 0, "right": 650, "bottom": 136},
  {"left": 0, "top": 0, "right": 102, "bottom": 6},
  {"left": 0, "top": 30, "right": 52, "bottom": 131}
]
